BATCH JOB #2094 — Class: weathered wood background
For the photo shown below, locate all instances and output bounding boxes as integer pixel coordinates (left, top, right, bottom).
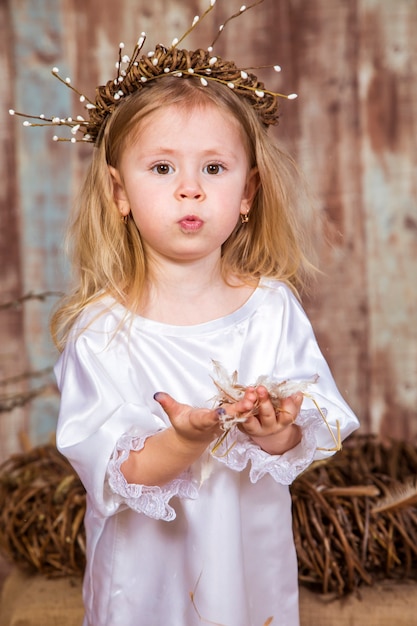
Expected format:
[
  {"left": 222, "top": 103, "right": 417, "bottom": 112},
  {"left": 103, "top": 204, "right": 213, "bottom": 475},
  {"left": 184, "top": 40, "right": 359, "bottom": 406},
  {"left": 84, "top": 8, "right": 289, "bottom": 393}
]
[{"left": 0, "top": 0, "right": 416, "bottom": 461}]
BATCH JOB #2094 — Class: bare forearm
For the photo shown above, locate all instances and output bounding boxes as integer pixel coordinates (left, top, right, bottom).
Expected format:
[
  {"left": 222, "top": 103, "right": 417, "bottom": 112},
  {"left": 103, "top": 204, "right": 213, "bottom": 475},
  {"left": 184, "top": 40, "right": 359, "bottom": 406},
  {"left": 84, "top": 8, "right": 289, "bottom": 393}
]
[{"left": 121, "top": 427, "right": 210, "bottom": 487}]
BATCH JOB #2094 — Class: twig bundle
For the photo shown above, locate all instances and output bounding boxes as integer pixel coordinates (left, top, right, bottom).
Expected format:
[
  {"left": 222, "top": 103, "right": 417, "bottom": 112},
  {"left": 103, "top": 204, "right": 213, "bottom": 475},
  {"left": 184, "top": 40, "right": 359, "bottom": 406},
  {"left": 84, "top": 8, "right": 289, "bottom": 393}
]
[
  {"left": 0, "top": 435, "right": 416, "bottom": 595},
  {"left": 291, "top": 435, "right": 417, "bottom": 595},
  {"left": 0, "top": 445, "right": 86, "bottom": 576}
]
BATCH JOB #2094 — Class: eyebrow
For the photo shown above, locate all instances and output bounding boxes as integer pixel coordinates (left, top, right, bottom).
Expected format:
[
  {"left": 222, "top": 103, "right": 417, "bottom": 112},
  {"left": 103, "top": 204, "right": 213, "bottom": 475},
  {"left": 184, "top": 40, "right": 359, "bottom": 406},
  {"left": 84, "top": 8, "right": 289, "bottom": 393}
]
[{"left": 147, "top": 147, "right": 239, "bottom": 160}]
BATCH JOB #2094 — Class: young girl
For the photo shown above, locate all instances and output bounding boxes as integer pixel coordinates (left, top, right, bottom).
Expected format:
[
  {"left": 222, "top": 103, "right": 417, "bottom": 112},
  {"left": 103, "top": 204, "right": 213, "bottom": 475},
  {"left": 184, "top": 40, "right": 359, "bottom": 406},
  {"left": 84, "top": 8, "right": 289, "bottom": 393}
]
[{"left": 47, "top": 8, "right": 359, "bottom": 626}]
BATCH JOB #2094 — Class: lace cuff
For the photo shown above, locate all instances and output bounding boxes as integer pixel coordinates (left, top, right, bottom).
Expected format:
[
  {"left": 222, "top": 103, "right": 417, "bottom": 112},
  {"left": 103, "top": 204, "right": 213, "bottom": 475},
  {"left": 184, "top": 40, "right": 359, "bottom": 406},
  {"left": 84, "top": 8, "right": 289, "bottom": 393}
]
[
  {"left": 210, "top": 408, "right": 324, "bottom": 485},
  {"left": 107, "top": 431, "right": 198, "bottom": 521}
]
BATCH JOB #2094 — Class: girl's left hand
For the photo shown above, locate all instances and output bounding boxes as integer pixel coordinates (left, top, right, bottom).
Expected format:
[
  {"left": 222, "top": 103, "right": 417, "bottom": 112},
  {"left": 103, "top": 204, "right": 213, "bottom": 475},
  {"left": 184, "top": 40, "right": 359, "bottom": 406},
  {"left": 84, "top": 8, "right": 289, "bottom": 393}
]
[{"left": 231, "top": 385, "right": 303, "bottom": 454}]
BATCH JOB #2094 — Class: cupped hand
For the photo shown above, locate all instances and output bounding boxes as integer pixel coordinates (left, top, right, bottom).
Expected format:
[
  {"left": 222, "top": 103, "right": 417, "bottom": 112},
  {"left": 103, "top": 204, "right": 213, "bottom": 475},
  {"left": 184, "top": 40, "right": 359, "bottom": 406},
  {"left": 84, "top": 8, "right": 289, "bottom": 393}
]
[
  {"left": 237, "top": 385, "right": 303, "bottom": 438},
  {"left": 154, "top": 392, "right": 223, "bottom": 446},
  {"left": 226, "top": 385, "right": 303, "bottom": 455}
]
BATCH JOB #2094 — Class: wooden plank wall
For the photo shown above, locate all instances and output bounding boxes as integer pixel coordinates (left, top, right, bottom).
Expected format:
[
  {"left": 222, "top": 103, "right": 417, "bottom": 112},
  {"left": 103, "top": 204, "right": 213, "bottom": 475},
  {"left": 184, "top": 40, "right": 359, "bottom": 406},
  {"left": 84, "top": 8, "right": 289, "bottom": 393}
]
[{"left": 0, "top": 0, "right": 416, "bottom": 461}]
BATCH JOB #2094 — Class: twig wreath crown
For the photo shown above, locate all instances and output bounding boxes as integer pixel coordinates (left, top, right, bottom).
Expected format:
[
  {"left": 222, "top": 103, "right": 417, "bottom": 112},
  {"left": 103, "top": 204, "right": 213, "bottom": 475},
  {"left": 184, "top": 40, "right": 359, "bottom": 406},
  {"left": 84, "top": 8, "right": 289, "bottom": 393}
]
[{"left": 9, "top": 0, "right": 297, "bottom": 144}]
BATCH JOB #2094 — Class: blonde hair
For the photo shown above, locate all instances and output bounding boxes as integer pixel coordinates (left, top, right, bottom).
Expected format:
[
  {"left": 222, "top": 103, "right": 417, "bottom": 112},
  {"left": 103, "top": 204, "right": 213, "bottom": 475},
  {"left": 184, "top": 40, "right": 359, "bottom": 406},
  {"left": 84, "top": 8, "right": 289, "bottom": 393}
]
[{"left": 51, "top": 77, "right": 316, "bottom": 351}]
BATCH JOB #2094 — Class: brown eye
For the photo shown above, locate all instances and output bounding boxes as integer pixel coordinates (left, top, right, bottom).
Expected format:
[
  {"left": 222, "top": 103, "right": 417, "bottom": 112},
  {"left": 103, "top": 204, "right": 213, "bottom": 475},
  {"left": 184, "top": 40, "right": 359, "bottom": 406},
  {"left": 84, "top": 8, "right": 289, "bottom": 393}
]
[
  {"left": 204, "top": 163, "right": 224, "bottom": 175},
  {"left": 152, "top": 163, "right": 173, "bottom": 175}
]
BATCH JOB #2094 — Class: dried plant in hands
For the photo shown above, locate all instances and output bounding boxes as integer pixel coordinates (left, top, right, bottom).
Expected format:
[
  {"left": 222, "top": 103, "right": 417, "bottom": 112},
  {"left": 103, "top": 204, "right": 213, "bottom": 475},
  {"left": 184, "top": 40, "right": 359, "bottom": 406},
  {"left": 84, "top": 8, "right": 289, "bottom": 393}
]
[{"left": 210, "top": 360, "right": 341, "bottom": 453}]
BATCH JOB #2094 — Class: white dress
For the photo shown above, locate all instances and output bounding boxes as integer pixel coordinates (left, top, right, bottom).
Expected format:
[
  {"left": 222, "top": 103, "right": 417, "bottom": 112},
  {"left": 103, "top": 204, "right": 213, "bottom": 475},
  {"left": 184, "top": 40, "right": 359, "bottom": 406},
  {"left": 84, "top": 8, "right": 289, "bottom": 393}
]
[{"left": 55, "top": 279, "right": 359, "bottom": 626}]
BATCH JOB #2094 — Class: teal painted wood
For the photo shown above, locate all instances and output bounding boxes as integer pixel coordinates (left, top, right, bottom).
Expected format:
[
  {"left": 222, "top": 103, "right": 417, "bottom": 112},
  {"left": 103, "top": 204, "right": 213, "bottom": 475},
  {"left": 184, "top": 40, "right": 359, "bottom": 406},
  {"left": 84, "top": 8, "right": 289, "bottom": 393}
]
[
  {"left": 10, "top": 0, "right": 73, "bottom": 445},
  {"left": 357, "top": 0, "right": 417, "bottom": 438},
  {"left": 0, "top": 0, "right": 28, "bottom": 459},
  {"left": 3, "top": 0, "right": 416, "bottom": 455},
  {"left": 270, "top": 0, "right": 370, "bottom": 427}
]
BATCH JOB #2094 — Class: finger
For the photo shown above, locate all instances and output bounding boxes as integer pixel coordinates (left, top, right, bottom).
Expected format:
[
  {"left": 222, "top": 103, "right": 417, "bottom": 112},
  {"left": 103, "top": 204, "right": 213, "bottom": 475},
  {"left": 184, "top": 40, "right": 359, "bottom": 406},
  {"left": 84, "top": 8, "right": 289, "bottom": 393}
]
[
  {"left": 153, "top": 391, "right": 180, "bottom": 417},
  {"left": 154, "top": 391, "right": 221, "bottom": 431},
  {"left": 278, "top": 393, "right": 303, "bottom": 424},
  {"left": 153, "top": 391, "right": 194, "bottom": 423},
  {"left": 224, "top": 387, "right": 258, "bottom": 416},
  {"left": 255, "top": 386, "right": 277, "bottom": 422}
]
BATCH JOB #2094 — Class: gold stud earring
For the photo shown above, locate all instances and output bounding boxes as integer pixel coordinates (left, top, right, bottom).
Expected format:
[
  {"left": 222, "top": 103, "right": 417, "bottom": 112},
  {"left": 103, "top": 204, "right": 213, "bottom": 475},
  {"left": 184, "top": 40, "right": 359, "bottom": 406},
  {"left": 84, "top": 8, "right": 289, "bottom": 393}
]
[{"left": 240, "top": 212, "right": 249, "bottom": 224}]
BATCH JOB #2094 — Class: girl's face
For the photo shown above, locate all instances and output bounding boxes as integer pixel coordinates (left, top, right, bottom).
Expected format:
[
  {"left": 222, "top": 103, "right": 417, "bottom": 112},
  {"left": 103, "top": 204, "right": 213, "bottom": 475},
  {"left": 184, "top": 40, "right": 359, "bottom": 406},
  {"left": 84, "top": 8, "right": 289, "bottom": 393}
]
[{"left": 109, "top": 103, "right": 257, "bottom": 268}]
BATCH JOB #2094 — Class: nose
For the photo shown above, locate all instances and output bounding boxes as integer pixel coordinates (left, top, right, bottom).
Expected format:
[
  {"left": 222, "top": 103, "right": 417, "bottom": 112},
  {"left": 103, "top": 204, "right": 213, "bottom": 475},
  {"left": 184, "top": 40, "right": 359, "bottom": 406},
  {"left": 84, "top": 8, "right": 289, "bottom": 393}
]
[{"left": 175, "top": 173, "right": 205, "bottom": 201}]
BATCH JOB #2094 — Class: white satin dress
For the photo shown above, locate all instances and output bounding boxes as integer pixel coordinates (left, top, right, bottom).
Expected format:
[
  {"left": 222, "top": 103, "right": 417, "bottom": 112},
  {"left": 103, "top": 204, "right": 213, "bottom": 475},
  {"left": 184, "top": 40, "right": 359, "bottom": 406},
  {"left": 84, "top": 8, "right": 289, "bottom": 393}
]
[{"left": 55, "top": 279, "right": 359, "bottom": 626}]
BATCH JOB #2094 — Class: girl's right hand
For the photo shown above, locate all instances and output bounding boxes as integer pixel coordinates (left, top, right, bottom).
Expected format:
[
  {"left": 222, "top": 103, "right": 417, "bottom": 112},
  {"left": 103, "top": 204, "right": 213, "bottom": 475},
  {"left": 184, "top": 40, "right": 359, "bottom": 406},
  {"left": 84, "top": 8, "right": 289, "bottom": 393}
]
[
  {"left": 122, "top": 393, "right": 224, "bottom": 486},
  {"left": 154, "top": 392, "right": 223, "bottom": 446}
]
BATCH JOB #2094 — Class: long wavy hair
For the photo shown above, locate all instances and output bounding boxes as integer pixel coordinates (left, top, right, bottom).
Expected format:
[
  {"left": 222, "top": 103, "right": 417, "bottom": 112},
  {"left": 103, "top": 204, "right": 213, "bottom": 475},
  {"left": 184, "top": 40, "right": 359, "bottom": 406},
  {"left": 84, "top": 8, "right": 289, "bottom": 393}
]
[{"left": 50, "top": 77, "right": 317, "bottom": 351}]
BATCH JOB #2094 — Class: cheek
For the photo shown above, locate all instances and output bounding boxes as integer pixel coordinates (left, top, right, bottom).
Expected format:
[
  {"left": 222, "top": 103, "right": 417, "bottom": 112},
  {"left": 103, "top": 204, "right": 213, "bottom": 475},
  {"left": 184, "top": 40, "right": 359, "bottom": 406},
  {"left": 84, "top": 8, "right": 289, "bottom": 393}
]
[
  {"left": 129, "top": 207, "right": 169, "bottom": 239},
  {"left": 219, "top": 207, "right": 242, "bottom": 235}
]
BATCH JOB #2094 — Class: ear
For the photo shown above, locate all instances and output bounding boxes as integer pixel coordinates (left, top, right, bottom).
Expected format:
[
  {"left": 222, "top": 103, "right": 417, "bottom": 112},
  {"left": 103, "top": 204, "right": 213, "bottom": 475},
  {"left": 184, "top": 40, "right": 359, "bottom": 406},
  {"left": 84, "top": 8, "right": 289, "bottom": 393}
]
[
  {"left": 108, "top": 165, "right": 130, "bottom": 216},
  {"left": 240, "top": 167, "right": 259, "bottom": 218}
]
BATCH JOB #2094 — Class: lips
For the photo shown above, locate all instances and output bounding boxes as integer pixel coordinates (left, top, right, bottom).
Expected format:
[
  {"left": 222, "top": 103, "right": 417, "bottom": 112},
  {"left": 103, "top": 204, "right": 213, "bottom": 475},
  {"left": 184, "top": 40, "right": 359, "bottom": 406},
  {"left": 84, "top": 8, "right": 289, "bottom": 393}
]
[{"left": 178, "top": 215, "right": 204, "bottom": 231}]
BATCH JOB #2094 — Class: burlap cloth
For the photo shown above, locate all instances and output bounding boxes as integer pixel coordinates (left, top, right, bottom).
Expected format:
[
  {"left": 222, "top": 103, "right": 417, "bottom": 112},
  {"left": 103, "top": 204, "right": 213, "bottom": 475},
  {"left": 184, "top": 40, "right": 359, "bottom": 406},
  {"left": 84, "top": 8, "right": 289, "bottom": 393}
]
[
  {"left": 0, "top": 569, "right": 83, "bottom": 626},
  {"left": 1, "top": 568, "right": 416, "bottom": 626}
]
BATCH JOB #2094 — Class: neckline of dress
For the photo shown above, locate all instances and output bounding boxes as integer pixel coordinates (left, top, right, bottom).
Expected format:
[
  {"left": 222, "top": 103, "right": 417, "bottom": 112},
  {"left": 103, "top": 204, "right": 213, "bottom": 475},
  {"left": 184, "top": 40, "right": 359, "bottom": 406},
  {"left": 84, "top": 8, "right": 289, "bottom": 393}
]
[{"left": 123, "top": 279, "right": 271, "bottom": 337}]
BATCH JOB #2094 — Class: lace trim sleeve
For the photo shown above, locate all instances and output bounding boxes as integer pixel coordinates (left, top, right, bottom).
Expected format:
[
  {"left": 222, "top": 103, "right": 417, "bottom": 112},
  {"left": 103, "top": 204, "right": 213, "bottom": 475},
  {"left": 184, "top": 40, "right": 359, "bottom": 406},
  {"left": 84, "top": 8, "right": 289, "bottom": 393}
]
[
  {"left": 107, "top": 431, "right": 199, "bottom": 521},
  {"left": 210, "top": 408, "right": 324, "bottom": 485}
]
